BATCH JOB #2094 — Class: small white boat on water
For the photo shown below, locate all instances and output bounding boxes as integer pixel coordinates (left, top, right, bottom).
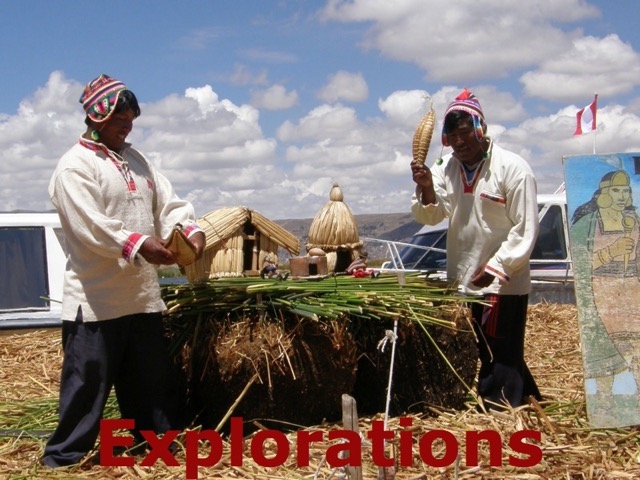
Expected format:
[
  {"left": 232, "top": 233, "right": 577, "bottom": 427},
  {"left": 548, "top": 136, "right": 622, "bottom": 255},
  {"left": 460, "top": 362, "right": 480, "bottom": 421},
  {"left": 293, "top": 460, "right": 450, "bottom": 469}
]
[{"left": 0, "top": 212, "right": 65, "bottom": 329}]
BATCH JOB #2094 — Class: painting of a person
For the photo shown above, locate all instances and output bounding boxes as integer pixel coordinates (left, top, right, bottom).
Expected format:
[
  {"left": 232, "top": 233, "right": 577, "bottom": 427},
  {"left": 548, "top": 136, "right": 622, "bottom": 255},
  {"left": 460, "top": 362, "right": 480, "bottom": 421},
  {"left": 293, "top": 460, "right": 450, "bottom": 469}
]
[{"left": 570, "top": 169, "right": 640, "bottom": 418}]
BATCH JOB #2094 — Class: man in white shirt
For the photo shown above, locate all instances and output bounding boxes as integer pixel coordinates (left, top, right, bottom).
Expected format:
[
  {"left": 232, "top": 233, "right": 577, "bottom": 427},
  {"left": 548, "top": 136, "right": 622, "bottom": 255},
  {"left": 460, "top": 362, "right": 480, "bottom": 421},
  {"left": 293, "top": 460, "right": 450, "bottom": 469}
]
[
  {"left": 42, "top": 74, "right": 205, "bottom": 467},
  {"left": 410, "top": 89, "right": 541, "bottom": 410}
]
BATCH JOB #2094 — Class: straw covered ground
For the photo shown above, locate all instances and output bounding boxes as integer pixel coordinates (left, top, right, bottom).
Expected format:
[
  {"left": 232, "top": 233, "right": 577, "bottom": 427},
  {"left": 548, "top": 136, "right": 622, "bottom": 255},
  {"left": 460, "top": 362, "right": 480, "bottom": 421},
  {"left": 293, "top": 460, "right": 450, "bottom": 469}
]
[{"left": 1, "top": 303, "right": 640, "bottom": 479}]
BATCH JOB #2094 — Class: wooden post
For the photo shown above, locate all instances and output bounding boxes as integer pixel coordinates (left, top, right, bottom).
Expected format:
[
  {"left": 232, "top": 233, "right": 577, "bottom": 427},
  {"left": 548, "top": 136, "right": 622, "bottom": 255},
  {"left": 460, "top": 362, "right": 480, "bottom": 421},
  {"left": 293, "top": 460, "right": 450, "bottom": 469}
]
[
  {"left": 253, "top": 231, "right": 260, "bottom": 271},
  {"left": 341, "top": 394, "right": 363, "bottom": 480}
]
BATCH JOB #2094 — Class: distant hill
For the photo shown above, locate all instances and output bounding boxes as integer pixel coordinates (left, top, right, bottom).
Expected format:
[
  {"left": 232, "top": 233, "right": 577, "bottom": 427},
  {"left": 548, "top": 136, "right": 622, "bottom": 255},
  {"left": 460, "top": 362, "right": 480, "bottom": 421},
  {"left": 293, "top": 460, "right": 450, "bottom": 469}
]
[{"left": 275, "top": 212, "right": 422, "bottom": 261}]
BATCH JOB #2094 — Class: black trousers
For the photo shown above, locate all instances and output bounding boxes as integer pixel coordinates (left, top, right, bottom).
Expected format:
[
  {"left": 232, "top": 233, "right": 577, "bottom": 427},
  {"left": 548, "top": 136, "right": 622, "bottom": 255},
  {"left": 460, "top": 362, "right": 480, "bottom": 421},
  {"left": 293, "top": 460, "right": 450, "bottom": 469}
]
[
  {"left": 471, "top": 294, "right": 541, "bottom": 409},
  {"left": 43, "top": 311, "right": 182, "bottom": 467}
]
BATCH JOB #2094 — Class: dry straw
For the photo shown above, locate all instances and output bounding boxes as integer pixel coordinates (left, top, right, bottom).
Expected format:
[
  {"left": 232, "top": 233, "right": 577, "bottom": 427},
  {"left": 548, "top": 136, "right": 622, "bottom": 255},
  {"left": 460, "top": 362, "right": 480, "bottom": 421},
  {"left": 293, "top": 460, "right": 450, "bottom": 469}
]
[{"left": 2, "top": 303, "right": 640, "bottom": 478}]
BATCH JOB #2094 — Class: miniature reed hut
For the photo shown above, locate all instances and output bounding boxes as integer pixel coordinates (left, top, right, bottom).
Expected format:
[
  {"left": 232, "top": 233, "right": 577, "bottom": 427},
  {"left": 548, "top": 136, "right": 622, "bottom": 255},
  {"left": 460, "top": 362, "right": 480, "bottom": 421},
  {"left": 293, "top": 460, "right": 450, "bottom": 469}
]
[
  {"left": 183, "top": 206, "right": 300, "bottom": 282},
  {"left": 305, "top": 183, "right": 364, "bottom": 273}
]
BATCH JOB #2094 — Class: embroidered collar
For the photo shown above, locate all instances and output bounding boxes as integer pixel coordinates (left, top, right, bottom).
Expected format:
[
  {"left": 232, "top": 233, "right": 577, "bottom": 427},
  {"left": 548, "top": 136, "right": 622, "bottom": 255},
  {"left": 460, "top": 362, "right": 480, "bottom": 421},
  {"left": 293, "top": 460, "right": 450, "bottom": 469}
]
[
  {"left": 78, "top": 137, "right": 137, "bottom": 192},
  {"left": 78, "top": 137, "right": 131, "bottom": 156},
  {"left": 456, "top": 139, "right": 492, "bottom": 194},
  {"left": 458, "top": 159, "right": 484, "bottom": 194}
]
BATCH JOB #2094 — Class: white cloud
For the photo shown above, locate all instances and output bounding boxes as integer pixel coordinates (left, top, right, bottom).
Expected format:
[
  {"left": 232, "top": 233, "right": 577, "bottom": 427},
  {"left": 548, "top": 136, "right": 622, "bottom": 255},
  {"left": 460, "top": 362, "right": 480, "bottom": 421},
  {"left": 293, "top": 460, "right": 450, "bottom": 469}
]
[
  {"left": 6, "top": 70, "right": 640, "bottom": 220},
  {"left": 317, "top": 71, "right": 369, "bottom": 103},
  {"left": 0, "top": 71, "right": 82, "bottom": 211},
  {"left": 521, "top": 34, "right": 640, "bottom": 101},
  {"left": 250, "top": 84, "right": 299, "bottom": 110},
  {"left": 378, "top": 90, "right": 432, "bottom": 126},
  {"left": 320, "top": 0, "right": 600, "bottom": 83},
  {"left": 177, "top": 27, "right": 223, "bottom": 50},
  {"left": 3, "top": 1, "right": 640, "bottom": 223},
  {"left": 277, "top": 104, "right": 361, "bottom": 142},
  {"left": 229, "top": 64, "right": 269, "bottom": 86},
  {"left": 0, "top": 72, "right": 640, "bottom": 218}
]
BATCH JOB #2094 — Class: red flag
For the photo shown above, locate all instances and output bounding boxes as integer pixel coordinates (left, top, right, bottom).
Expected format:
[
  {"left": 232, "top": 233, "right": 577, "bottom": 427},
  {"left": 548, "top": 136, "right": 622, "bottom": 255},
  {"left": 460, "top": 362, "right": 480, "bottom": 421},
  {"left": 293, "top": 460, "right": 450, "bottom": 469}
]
[{"left": 574, "top": 94, "right": 598, "bottom": 135}]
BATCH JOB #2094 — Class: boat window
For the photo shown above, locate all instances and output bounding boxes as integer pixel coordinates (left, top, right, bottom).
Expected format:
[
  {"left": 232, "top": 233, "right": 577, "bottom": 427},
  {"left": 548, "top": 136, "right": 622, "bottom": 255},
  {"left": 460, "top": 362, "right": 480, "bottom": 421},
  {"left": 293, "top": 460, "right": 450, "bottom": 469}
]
[
  {"left": 399, "top": 229, "right": 447, "bottom": 270},
  {"left": 531, "top": 204, "right": 567, "bottom": 260},
  {"left": 0, "top": 226, "right": 50, "bottom": 311}
]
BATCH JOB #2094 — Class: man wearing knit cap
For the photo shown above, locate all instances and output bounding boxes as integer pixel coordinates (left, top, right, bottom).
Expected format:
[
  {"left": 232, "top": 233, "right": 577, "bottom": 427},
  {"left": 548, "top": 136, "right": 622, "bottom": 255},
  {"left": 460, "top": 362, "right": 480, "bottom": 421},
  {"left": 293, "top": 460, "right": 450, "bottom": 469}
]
[
  {"left": 410, "top": 88, "right": 541, "bottom": 411},
  {"left": 41, "top": 74, "right": 206, "bottom": 467}
]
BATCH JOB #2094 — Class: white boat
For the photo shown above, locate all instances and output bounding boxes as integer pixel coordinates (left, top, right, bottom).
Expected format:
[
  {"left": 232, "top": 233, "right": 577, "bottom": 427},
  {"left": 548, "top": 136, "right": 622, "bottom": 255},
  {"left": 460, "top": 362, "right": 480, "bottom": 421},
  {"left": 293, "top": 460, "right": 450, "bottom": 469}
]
[
  {"left": 363, "top": 189, "right": 575, "bottom": 303},
  {"left": 0, "top": 212, "right": 65, "bottom": 329}
]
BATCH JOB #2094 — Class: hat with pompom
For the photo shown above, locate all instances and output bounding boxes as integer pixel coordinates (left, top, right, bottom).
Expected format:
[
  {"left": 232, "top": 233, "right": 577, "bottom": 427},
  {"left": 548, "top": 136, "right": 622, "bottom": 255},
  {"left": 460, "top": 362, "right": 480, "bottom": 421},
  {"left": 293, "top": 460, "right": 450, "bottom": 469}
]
[{"left": 441, "top": 88, "right": 487, "bottom": 147}]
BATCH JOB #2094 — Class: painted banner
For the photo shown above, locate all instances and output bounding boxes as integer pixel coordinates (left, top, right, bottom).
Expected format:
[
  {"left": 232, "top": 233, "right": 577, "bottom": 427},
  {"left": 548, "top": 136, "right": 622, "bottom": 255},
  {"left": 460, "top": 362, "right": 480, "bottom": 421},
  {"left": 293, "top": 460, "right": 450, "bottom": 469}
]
[{"left": 564, "top": 152, "right": 640, "bottom": 428}]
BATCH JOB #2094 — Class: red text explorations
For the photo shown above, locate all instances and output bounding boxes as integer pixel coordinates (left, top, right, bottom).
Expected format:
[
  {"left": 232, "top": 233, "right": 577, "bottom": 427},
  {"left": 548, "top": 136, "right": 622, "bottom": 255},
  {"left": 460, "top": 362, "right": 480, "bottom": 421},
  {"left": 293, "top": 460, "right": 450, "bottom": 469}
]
[{"left": 99, "top": 416, "right": 542, "bottom": 478}]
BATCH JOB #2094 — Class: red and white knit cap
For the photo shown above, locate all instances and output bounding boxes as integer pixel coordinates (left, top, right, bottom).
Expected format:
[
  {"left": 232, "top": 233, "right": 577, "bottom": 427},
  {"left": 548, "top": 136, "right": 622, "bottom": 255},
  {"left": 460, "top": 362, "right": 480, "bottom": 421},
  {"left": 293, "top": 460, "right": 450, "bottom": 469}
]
[{"left": 442, "top": 88, "right": 487, "bottom": 146}]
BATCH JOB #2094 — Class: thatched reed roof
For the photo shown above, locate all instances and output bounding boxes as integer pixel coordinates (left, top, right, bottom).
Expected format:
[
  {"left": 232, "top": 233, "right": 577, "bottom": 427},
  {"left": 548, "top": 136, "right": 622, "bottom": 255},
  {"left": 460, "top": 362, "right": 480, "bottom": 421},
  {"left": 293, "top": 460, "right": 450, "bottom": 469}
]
[
  {"left": 198, "top": 206, "right": 300, "bottom": 254},
  {"left": 306, "top": 183, "right": 362, "bottom": 251}
]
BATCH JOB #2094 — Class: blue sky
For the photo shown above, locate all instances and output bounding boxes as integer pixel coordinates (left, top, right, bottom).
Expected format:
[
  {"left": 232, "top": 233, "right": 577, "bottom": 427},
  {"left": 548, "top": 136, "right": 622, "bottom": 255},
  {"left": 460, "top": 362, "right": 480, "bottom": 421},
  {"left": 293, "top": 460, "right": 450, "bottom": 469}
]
[{"left": 2, "top": 0, "right": 640, "bottom": 220}]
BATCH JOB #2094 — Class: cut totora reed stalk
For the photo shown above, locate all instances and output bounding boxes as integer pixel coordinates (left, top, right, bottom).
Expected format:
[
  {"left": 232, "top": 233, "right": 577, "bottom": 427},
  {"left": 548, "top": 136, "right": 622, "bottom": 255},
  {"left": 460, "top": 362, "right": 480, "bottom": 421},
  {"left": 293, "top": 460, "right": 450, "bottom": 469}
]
[{"left": 412, "top": 96, "right": 436, "bottom": 165}]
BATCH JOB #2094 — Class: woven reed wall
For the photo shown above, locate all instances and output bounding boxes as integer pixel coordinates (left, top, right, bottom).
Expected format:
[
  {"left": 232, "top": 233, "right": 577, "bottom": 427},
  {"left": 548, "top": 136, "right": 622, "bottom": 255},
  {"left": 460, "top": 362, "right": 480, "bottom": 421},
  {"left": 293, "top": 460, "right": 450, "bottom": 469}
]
[{"left": 184, "top": 230, "right": 283, "bottom": 282}]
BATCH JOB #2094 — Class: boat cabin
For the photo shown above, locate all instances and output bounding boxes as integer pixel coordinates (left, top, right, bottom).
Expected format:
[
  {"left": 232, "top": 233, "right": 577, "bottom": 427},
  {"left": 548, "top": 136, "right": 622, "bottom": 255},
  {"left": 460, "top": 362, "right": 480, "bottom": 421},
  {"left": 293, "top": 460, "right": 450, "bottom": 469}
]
[{"left": 0, "top": 212, "right": 65, "bottom": 329}]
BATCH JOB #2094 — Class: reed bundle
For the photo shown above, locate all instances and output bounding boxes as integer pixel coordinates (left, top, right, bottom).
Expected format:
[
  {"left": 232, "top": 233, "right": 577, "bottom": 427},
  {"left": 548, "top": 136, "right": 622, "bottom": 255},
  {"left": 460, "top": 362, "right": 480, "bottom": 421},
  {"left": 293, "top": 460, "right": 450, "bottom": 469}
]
[
  {"left": 412, "top": 97, "right": 436, "bottom": 165},
  {"left": 162, "top": 273, "right": 465, "bottom": 328}
]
